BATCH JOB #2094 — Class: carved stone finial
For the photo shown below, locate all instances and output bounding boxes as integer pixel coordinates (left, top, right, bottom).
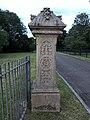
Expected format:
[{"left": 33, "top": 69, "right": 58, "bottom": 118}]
[
  {"left": 57, "top": 15, "right": 62, "bottom": 20},
  {"left": 30, "top": 14, "right": 36, "bottom": 20},
  {"left": 29, "top": 7, "right": 66, "bottom": 28},
  {"left": 43, "top": 8, "right": 52, "bottom": 20}
]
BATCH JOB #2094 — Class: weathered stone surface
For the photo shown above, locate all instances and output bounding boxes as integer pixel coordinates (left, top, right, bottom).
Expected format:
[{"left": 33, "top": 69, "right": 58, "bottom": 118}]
[
  {"left": 28, "top": 8, "right": 66, "bottom": 112},
  {"left": 35, "top": 35, "right": 57, "bottom": 89},
  {"left": 32, "top": 88, "right": 60, "bottom": 112},
  {"left": 28, "top": 7, "right": 66, "bottom": 30}
]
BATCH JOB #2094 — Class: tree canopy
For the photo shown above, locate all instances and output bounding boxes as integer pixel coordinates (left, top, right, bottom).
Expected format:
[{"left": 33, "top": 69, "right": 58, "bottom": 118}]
[
  {"left": 64, "top": 12, "right": 90, "bottom": 51},
  {"left": 0, "top": 26, "right": 8, "bottom": 50},
  {"left": 0, "top": 9, "right": 36, "bottom": 52},
  {"left": 0, "top": 9, "right": 27, "bottom": 36},
  {"left": 74, "top": 13, "right": 90, "bottom": 26},
  {"left": 56, "top": 30, "right": 67, "bottom": 50}
]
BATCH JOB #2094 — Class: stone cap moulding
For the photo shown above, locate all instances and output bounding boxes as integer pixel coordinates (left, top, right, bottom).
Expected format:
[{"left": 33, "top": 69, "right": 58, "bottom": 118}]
[{"left": 28, "top": 7, "right": 66, "bottom": 35}]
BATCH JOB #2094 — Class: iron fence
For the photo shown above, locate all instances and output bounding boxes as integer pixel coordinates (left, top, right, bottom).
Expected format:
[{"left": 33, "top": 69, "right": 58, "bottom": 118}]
[{"left": 0, "top": 56, "right": 30, "bottom": 120}]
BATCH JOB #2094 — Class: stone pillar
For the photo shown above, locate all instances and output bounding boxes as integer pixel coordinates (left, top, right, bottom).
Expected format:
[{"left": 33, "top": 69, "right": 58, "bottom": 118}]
[{"left": 28, "top": 8, "right": 66, "bottom": 112}]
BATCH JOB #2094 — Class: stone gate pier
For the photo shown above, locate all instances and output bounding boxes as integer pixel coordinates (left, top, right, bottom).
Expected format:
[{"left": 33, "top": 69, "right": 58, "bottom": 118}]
[{"left": 28, "top": 8, "right": 66, "bottom": 112}]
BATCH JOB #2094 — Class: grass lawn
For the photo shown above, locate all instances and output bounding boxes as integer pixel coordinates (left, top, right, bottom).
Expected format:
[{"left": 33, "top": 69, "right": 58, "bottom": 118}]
[
  {"left": 0, "top": 52, "right": 36, "bottom": 81},
  {"left": 0, "top": 52, "right": 90, "bottom": 120}
]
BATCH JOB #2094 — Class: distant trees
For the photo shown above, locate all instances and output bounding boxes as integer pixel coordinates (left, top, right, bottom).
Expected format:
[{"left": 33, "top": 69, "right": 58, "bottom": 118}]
[
  {"left": 56, "top": 30, "right": 67, "bottom": 50},
  {"left": 0, "top": 9, "right": 36, "bottom": 52},
  {"left": 0, "top": 9, "right": 27, "bottom": 52},
  {"left": 0, "top": 26, "right": 8, "bottom": 51},
  {"left": 1, "top": 9, "right": 89, "bottom": 53},
  {"left": 28, "top": 37, "right": 36, "bottom": 52},
  {"left": 64, "top": 13, "right": 90, "bottom": 51},
  {"left": 74, "top": 13, "right": 90, "bottom": 26}
]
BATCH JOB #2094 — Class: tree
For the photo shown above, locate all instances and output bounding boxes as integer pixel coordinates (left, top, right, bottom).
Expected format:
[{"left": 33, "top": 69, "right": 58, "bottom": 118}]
[
  {"left": 56, "top": 30, "right": 67, "bottom": 50},
  {"left": 0, "top": 26, "right": 8, "bottom": 51},
  {"left": 28, "top": 37, "right": 36, "bottom": 52},
  {"left": 83, "top": 26, "right": 90, "bottom": 49},
  {"left": 65, "top": 13, "right": 90, "bottom": 51},
  {"left": 16, "top": 34, "right": 29, "bottom": 52},
  {"left": 0, "top": 9, "right": 27, "bottom": 52},
  {"left": 65, "top": 36, "right": 87, "bottom": 50},
  {"left": 64, "top": 36, "right": 75, "bottom": 49},
  {"left": 74, "top": 13, "right": 90, "bottom": 26},
  {"left": 0, "top": 9, "right": 27, "bottom": 36}
]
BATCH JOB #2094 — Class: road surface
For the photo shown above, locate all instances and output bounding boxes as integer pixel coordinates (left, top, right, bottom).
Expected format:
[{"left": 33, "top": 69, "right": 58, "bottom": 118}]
[{"left": 56, "top": 53, "right": 90, "bottom": 113}]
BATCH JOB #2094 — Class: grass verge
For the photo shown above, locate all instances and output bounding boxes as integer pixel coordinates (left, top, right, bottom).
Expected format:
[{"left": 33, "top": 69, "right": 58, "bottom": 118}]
[{"left": 57, "top": 52, "right": 90, "bottom": 62}]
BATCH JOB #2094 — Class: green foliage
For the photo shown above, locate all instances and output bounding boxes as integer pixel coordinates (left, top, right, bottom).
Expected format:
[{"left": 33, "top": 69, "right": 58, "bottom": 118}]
[
  {"left": 57, "top": 30, "right": 67, "bottom": 50},
  {"left": 0, "top": 9, "right": 27, "bottom": 36},
  {"left": 83, "top": 26, "right": 90, "bottom": 48},
  {"left": 64, "top": 36, "right": 75, "bottom": 49},
  {"left": 0, "top": 9, "right": 36, "bottom": 52},
  {"left": 65, "top": 13, "right": 90, "bottom": 51},
  {"left": 0, "top": 9, "right": 29, "bottom": 52},
  {"left": 0, "top": 26, "right": 9, "bottom": 50},
  {"left": 65, "top": 36, "right": 88, "bottom": 50},
  {"left": 28, "top": 37, "right": 36, "bottom": 52},
  {"left": 74, "top": 13, "right": 90, "bottom": 26}
]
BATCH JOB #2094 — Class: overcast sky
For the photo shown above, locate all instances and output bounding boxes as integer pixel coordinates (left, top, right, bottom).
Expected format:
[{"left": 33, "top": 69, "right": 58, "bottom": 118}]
[{"left": 0, "top": 0, "right": 90, "bottom": 37}]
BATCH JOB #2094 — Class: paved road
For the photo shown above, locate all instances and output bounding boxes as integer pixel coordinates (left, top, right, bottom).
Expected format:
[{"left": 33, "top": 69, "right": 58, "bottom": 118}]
[{"left": 56, "top": 53, "right": 90, "bottom": 112}]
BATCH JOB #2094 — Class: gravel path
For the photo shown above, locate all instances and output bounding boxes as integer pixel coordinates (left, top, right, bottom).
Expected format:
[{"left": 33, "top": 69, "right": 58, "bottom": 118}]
[{"left": 56, "top": 53, "right": 90, "bottom": 113}]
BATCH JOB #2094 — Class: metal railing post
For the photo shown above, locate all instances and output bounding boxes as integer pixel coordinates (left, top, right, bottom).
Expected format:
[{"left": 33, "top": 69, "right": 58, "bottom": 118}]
[
  {"left": 0, "top": 65, "right": 4, "bottom": 120},
  {"left": 26, "top": 56, "right": 30, "bottom": 104}
]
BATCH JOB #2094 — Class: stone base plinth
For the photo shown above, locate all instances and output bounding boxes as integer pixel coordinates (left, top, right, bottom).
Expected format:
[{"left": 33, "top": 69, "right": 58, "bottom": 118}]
[{"left": 31, "top": 88, "right": 60, "bottom": 112}]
